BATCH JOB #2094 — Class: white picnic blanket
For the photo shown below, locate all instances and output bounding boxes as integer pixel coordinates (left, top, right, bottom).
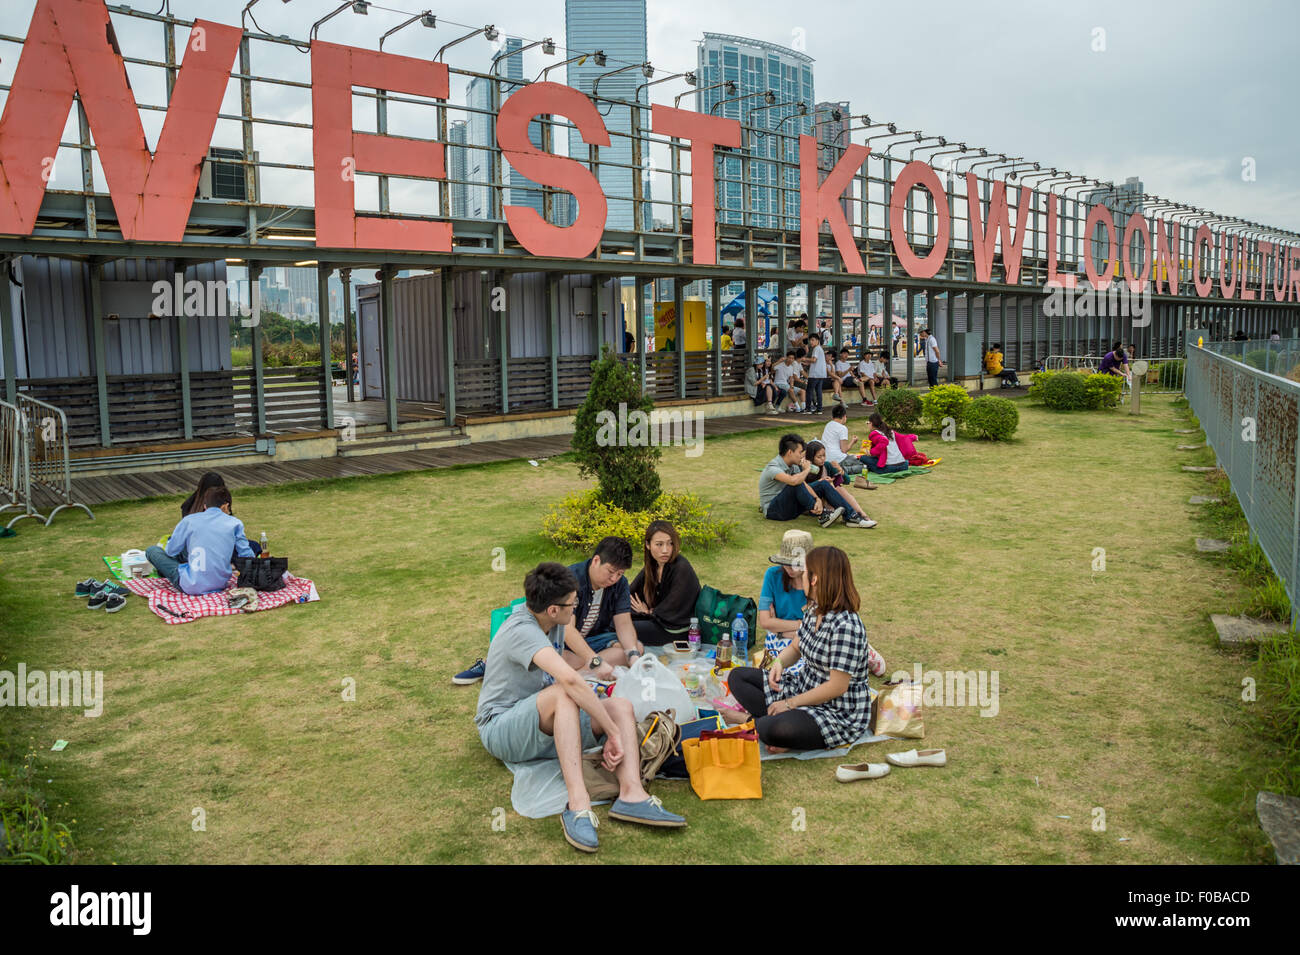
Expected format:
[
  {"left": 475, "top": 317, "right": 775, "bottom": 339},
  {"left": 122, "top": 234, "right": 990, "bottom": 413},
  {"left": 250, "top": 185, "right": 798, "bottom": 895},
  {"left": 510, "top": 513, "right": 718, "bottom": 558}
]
[{"left": 502, "top": 727, "right": 894, "bottom": 819}]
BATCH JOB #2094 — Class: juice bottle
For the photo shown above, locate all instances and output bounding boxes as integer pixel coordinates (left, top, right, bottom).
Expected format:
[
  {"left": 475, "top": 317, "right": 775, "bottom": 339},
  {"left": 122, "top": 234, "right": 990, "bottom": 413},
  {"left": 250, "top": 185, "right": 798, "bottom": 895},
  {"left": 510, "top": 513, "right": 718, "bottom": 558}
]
[{"left": 716, "top": 634, "right": 733, "bottom": 669}]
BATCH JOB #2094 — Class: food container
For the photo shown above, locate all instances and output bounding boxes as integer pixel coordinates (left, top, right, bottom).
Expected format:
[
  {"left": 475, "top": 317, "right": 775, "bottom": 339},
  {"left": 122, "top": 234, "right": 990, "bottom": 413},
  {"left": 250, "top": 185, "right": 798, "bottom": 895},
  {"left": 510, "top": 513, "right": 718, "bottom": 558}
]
[{"left": 664, "top": 640, "right": 695, "bottom": 664}]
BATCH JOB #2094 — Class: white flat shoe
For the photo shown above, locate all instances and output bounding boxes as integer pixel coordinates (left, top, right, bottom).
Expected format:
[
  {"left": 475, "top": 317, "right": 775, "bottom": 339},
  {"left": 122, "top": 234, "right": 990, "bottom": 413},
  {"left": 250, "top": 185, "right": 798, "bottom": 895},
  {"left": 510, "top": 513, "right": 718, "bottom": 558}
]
[
  {"left": 835, "top": 762, "right": 891, "bottom": 782},
  {"left": 886, "top": 748, "right": 947, "bottom": 768}
]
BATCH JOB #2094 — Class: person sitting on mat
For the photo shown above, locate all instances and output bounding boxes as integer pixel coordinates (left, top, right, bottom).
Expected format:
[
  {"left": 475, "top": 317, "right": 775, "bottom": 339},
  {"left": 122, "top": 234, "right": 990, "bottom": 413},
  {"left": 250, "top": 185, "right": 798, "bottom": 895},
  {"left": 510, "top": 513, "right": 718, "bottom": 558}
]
[
  {"left": 173, "top": 472, "right": 261, "bottom": 557},
  {"left": 728, "top": 545, "right": 875, "bottom": 753},
  {"left": 475, "top": 561, "right": 685, "bottom": 852},
  {"left": 628, "top": 521, "right": 701, "bottom": 647},
  {"left": 865, "top": 413, "right": 933, "bottom": 474},
  {"left": 758, "top": 530, "right": 811, "bottom": 672},
  {"left": 146, "top": 486, "right": 255, "bottom": 595},
  {"left": 560, "top": 537, "right": 643, "bottom": 677}
]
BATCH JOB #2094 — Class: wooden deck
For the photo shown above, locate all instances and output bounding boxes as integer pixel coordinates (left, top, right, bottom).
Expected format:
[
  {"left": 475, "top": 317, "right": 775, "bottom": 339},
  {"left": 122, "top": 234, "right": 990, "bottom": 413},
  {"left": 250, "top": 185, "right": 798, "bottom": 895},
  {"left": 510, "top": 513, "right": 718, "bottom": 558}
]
[{"left": 40, "top": 407, "right": 822, "bottom": 509}]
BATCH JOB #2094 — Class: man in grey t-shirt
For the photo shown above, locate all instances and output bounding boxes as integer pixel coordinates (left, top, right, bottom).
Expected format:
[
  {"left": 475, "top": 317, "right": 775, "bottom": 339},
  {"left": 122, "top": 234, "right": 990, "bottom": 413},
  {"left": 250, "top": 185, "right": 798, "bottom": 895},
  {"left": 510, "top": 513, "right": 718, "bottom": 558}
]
[{"left": 474, "top": 562, "right": 686, "bottom": 852}]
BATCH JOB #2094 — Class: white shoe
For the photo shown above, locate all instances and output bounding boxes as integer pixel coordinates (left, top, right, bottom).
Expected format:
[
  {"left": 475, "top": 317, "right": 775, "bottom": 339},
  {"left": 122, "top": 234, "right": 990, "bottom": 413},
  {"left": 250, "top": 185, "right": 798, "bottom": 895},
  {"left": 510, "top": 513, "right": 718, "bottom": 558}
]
[
  {"left": 846, "top": 517, "right": 877, "bottom": 528},
  {"left": 885, "top": 748, "right": 947, "bottom": 768},
  {"left": 836, "top": 762, "right": 891, "bottom": 782}
]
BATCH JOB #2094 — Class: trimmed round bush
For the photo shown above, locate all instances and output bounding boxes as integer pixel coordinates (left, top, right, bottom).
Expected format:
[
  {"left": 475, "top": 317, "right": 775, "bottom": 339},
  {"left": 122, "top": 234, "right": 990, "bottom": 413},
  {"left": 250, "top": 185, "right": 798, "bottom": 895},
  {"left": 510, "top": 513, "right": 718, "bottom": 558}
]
[
  {"left": 1039, "top": 371, "right": 1090, "bottom": 411},
  {"left": 964, "top": 395, "right": 1019, "bottom": 440},
  {"left": 875, "top": 387, "right": 922, "bottom": 431},
  {"left": 919, "top": 383, "right": 973, "bottom": 432},
  {"left": 1082, "top": 371, "right": 1123, "bottom": 409},
  {"left": 1243, "top": 348, "right": 1271, "bottom": 371}
]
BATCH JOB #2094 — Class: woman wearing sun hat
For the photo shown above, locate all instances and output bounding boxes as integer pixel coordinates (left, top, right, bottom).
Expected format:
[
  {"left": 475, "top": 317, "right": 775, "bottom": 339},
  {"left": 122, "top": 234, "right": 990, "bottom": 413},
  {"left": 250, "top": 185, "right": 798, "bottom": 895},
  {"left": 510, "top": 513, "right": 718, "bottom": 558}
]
[{"left": 756, "top": 529, "right": 813, "bottom": 673}]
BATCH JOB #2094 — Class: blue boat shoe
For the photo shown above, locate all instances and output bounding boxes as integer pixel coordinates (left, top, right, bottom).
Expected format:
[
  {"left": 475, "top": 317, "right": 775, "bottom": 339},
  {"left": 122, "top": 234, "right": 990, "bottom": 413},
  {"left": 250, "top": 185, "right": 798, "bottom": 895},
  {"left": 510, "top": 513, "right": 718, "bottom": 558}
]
[
  {"left": 608, "top": 795, "right": 686, "bottom": 828},
  {"left": 560, "top": 807, "right": 599, "bottom": 852}
]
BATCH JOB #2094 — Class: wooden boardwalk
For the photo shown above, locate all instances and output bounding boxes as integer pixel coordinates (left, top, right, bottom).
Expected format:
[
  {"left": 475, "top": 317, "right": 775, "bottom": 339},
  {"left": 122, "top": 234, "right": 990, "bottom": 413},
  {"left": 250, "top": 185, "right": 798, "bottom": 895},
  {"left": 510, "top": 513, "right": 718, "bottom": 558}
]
[{"left": 49, "top": 407, "right": 818, "bottom": 508}]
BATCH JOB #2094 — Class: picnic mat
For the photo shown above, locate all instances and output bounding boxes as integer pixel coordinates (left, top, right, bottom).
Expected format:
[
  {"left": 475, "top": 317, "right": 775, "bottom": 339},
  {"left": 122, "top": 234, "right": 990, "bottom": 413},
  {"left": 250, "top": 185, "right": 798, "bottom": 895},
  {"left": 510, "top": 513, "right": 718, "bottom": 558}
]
[
  {"left": 103, "top": 554, "right": 159, "bottom": 581},
  {"left": 502, "top": 727, "right": 893, "bottom": 818},
  {"left": 864, "top": 465, "right": 932, "bottom": 484},
  {"left": 121, "top": 571, "right": 319, "bottom": 624}
]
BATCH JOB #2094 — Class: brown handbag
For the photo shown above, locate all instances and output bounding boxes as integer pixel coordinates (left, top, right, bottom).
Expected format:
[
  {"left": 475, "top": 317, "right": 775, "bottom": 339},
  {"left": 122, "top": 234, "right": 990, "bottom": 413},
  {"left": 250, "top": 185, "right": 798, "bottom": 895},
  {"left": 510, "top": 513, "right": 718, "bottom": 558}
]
[{"left": 580, "top": 709, "right": 682, "bottom": 801}]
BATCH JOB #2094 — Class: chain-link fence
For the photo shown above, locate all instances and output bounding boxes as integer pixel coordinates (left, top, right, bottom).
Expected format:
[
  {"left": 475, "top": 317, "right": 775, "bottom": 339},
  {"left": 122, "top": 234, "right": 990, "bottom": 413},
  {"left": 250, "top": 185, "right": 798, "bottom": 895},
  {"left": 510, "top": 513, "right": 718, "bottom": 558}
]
[{"left": 1185, "top": 342, "right": 1298, "bottom": 627}]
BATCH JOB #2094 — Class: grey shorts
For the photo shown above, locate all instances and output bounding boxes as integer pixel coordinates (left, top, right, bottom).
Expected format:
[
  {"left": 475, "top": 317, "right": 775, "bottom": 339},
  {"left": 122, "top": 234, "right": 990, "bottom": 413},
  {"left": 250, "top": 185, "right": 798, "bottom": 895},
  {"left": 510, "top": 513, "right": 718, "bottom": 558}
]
[{"left": 479, "top": 689, "right": 599, "bottom": 763}]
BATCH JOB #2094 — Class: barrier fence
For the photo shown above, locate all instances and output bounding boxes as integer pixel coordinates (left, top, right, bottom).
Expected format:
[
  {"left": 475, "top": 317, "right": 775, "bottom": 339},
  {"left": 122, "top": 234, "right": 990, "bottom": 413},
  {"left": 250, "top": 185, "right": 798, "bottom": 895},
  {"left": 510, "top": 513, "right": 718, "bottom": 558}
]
[
  {"left": 1204, "top": 338, "right": 1300, "bottom": 380},
  {"left": 6, "top": 395, "right": 95, "bottom": 528},
  {"left": 1185, "top": 341, "right": 1299, "bottom": 627},
  {"left": 0, "top": 399, "right": 26, "bottom": 525},
  {"left": 1042, "top": 354, "right": 1186, "bottom": 395}
]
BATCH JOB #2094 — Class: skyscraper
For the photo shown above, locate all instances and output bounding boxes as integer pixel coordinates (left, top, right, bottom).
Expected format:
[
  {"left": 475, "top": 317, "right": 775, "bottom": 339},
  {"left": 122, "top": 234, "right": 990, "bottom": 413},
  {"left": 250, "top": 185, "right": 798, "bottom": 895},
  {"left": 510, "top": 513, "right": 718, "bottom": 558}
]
[
  {"left": 498, "top": 37, "right": 547, "bottom": 220},
  {"left": 447, "top": 120, "right": 469, "bottom": 219},
  {"left": 696, "top": 34, "right": 815, "bottom": 232},
  {"left": 566, "top": 0, "right": 649, "bottom": 232},
  {"left": 465, "top": 75, "right": 494, "bottom": 219}
]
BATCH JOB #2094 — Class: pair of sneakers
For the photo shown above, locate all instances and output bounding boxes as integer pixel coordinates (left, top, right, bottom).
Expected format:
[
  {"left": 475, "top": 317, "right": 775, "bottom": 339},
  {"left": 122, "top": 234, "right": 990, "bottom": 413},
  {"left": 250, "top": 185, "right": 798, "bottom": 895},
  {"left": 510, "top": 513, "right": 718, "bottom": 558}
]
[
  {"left": 76, "top": 578, "right": 128, "bottom": 613},
  {"left": 815, "top": 507, "right": 877, "bottom": 530}
]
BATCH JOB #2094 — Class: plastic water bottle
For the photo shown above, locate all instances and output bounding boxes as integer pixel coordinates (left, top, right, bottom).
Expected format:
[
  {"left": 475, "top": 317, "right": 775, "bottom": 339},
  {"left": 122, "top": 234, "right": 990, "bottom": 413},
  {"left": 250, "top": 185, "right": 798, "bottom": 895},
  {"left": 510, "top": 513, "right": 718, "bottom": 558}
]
[
  {"left": 731, "top": 613, "right": 749, "bottom": 669},
  {"left": 687, "top": 617, "right": 701, "bottom": 657},
  {"left": 260, "top": 532, "right": 269, "bottom": 558}
]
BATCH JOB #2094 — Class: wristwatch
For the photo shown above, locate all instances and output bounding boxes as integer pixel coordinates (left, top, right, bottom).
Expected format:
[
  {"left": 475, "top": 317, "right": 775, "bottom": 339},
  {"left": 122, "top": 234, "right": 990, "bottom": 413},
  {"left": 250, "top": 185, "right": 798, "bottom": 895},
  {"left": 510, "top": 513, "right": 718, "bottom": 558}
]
[
  {"left": 587, "top": 656, "right": 603, "bottom": 670},
  {"left": 627, "top": 649, "right": 641, "bottom": 661}
]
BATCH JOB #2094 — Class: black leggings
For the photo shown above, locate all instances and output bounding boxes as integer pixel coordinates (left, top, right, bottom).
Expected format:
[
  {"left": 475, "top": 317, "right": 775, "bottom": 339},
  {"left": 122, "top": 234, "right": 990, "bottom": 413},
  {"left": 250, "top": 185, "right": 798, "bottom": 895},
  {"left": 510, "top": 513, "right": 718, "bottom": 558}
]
[
  {"left": 728, "top": 667, "right": 827, "bottom": 750},
  {"left": 632, "top": 615, "right": 678, "bottom": 647}
]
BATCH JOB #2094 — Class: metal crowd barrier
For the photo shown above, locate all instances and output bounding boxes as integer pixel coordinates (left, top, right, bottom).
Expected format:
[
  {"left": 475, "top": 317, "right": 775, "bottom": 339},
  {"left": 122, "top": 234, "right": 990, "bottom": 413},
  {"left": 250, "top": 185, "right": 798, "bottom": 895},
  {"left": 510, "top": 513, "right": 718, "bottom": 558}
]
[
  {"left": 1185, "top": 342, "right": 1300, "bottom": 628},
  {"left": 14, "top": 395, "right": 94, "bottom": 526},
  {"left": 0, "top": 398, "right": 28, "bottom": 523},
  {"left": 1043, "top": 353, "right": 1187, "bottom": 395}
]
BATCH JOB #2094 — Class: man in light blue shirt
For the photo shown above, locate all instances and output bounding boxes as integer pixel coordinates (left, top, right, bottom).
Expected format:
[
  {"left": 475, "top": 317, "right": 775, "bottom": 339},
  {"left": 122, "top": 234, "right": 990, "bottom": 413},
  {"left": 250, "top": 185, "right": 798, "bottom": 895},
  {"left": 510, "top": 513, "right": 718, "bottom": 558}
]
[{"left": 146, "top": 486, "right": 254, "bottom": 595}]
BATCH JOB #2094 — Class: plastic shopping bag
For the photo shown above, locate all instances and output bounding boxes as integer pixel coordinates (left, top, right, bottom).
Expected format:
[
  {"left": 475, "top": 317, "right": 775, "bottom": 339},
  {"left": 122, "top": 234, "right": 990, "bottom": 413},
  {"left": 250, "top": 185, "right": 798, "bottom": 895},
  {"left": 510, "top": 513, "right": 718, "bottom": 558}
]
[{"left": 612, "top": 653, "right": 695, "bottom": 722}]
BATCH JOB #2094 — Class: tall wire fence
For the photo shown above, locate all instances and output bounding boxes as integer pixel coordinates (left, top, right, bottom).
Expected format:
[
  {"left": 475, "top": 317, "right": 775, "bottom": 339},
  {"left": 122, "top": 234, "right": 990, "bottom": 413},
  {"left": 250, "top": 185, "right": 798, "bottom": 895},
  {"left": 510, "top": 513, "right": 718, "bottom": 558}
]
[{"left": 1185, "top": 341, "right": 1299, "bottom": 627}]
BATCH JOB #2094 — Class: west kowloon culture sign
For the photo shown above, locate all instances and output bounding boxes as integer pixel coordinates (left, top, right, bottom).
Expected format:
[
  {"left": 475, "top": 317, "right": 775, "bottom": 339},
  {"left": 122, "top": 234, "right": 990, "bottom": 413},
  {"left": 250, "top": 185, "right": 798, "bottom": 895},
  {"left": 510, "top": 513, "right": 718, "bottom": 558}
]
[{"left": 1, "top": 0, "right": 1297, "bottom": 304}]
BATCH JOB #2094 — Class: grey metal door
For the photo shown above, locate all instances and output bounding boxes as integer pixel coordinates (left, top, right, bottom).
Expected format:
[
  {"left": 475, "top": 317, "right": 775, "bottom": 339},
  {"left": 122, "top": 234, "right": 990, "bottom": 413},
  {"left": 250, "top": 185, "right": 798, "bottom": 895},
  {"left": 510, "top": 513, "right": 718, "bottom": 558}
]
[{"left": 360, "top": 296, "right": 383, "bottom": 400}]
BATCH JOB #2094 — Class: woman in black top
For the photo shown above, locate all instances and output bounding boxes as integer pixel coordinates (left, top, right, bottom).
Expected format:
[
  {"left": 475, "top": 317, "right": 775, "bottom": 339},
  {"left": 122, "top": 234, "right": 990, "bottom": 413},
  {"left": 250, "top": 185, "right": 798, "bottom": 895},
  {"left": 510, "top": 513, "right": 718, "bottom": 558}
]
[
  {"left": 628, "top": 521, "right": 701, "bottom": 646},
  {"left": 181, "top": 472, "right": 226, "bottom": 518}
]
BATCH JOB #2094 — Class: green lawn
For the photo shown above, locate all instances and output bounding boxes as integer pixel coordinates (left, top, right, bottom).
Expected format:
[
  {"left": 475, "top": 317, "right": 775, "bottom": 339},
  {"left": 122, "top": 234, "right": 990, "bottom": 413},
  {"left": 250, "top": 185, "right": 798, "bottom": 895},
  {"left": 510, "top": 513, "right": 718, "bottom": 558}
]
[{"left": 0, "top": 396, "right": 1282, "bottom": 863}]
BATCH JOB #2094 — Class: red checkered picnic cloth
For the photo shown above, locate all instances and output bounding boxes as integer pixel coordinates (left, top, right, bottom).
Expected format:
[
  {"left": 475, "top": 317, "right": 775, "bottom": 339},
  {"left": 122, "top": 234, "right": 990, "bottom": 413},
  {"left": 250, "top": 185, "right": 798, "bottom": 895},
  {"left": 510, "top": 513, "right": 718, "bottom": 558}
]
[{"left": 122, "top": 572, "right": 316, "bottom": 625}]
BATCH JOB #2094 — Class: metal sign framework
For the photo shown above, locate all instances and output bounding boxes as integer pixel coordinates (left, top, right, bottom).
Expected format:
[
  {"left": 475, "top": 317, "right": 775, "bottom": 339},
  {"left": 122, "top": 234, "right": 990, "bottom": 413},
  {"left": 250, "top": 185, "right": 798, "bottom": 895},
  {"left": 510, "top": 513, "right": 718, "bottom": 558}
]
[
  {"left": 0, "top": 0, "right": 1298, "bottom": 437},
  {"left": 0, "top": 1, "right": 1295, "bottom": 295}
]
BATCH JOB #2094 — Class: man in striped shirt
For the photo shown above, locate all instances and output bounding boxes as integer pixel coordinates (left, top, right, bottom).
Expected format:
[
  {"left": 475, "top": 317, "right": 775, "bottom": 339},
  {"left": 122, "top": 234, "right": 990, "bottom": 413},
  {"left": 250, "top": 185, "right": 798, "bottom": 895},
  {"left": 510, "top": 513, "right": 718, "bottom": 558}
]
[{"left": 561, "top": 537, "right": 641, "bottom": 680}]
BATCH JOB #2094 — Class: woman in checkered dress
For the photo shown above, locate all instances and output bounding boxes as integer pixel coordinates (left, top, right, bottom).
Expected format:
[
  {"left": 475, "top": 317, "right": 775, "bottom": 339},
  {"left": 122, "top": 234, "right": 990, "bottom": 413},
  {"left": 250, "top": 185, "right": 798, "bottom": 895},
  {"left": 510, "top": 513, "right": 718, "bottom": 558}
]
[{"left": 729, "top": 546, "right": 874, "bottom": 751}]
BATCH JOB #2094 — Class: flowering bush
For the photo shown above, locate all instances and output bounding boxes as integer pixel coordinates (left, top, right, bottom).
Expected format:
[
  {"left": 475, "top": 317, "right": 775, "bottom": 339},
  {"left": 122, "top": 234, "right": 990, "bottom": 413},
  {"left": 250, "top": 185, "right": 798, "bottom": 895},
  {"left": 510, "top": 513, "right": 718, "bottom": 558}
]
[{"left": 542, "top": 490, "right": 736, "bottom": 552}]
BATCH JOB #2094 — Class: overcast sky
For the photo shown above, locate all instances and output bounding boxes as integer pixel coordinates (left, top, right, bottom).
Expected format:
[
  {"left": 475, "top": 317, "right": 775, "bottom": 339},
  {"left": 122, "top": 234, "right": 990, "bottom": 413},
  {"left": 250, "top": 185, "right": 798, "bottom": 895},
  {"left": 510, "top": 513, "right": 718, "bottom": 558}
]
[{"left": 2, "top": 0, "right": 1296, "bottom": 233}]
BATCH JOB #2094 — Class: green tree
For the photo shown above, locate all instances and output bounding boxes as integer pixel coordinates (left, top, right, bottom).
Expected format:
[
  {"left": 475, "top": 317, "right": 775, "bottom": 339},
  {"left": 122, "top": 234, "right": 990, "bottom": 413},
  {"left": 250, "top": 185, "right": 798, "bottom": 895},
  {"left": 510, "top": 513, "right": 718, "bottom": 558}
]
[{"left": 571, "top": 345, "right": 662, "bottom": 512}]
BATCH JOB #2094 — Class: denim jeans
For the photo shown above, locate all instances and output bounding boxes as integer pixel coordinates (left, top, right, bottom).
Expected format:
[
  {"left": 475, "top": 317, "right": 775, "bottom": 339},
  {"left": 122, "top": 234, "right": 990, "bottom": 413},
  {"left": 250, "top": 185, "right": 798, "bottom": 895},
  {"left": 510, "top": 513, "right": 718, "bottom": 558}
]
[
  {"left": 866, "top": 460, "right": 910, "bottom": 475},
  {"left": 807, "top": 376, "right": 825, "bottom": 411},
  {"left": 764, "top": 482, "right": 818, "bottom": 521},
  {"left": 145, "top": 544, "right": 182, "bottom": 588},
  {"left": 927, "top": 360, "right": 940, "bottom": 387},
  {"left": 809, "top": 479, "right": 862, "bottom": 521}
]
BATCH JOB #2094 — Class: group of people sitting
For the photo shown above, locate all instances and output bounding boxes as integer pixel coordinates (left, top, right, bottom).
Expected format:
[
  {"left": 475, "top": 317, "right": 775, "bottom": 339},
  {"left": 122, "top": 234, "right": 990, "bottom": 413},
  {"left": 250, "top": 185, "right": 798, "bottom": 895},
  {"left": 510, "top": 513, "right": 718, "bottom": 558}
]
[
  {"left": 745, "top": 345, "right": 899, "bottom": 416},
  {"left": 463, "top": 523, "right": 883, "bottom": 853},
  {"left": 145, "top": 471, "right": 265, "bottom": 596},
  {"left": 757, "top": 406, "right": 934, "bottom": 528}
]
